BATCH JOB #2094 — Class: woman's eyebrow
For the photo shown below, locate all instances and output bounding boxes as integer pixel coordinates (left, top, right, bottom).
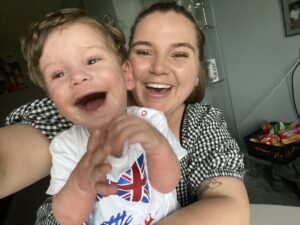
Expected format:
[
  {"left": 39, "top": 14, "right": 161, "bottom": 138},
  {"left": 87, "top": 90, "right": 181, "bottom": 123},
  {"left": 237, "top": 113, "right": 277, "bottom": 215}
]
[
  {"left": 131, "top": 41, "right": 195, "bottom": 53},
  {"left": 171, "top": 43, "right": 195, "bottom": 52}
]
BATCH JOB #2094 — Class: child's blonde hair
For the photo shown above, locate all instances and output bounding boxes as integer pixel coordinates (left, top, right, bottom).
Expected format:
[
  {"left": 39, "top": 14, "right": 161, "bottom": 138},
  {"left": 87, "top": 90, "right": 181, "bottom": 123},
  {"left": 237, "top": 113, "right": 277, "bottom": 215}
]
[{"left": 21, "top": 8, "right": 127, "bottom": 90}]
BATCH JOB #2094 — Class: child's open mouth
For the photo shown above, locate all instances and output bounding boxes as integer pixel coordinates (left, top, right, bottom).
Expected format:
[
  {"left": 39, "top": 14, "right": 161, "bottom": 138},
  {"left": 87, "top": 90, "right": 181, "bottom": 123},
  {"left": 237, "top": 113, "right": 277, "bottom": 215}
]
[{"left": 75, "top": 92, "right": 106, "bottom": 112}]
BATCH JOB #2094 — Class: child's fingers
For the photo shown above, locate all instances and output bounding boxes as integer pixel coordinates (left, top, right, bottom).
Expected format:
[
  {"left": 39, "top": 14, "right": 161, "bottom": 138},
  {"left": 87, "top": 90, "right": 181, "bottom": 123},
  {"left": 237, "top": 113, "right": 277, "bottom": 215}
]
[
  {"left": 87, "top": 128, "right": 111, "bottom": 167},
  {"left": 75, "top": 153, "right": 111, "bottom": 193},
  {"left": 110, "top": 116, "right": 164, "bottom": 150},
  {"left": 92, "top": 162, "right": 112, "bottom": 181},
  {"left": 87, "top": 128, "right": 108, "bottom": 154},
  {"left": 111, "top": 115, "right": 146, "bottom": 131},
  {"left": 108, "top": 116, "right": 152, "bottom": 144},
  {"left": 95, "top": 182, "right": 118, "bottom": 197},
  {"left": 90, "top": 142, "right": 111, "bottom": 167}
]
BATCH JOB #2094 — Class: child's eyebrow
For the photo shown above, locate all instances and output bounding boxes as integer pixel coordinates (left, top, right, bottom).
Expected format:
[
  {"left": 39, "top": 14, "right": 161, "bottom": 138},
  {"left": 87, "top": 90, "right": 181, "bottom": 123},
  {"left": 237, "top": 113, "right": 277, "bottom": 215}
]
[
  {"left": 131, "top": 41, "right": 195, "bottom": 52},
  {"left": 131, "top": 41, "right": 151, "bottom": 48},
  {"left": 84, "top": 45, "right": 105, "bottom": 50}
]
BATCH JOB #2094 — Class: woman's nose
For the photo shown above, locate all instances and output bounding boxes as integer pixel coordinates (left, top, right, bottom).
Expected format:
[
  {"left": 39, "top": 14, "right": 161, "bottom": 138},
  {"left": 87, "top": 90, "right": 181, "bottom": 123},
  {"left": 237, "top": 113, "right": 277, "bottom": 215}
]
[{"left": 150, "top": 54, "right": 170, "bottom": 75}]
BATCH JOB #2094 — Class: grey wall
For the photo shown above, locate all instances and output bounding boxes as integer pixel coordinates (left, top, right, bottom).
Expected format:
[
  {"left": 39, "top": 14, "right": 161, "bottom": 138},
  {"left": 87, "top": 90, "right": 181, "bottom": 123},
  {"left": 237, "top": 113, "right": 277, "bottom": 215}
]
[
  {"left": 84, "top": 0, "right": 117, "bottom": 20},
  {"left": 112, "top": 0, "right": 142, "bottom": 41},
  {"left": 210, "top": 0, "right": 300, "bottom": 147}
]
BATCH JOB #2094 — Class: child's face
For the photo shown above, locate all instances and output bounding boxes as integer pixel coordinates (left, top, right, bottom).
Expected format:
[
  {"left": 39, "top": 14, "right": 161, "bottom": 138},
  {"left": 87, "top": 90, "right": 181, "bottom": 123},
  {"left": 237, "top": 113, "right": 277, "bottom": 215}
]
[{"left": 40, "top": 22, "right": 134, "bottom": 129}]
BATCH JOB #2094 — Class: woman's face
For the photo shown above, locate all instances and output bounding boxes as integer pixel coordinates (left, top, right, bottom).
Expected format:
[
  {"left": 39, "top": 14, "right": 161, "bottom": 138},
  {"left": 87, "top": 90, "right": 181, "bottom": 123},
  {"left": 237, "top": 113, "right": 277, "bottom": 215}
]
[{"left": 129, "top": 11, "right": 201, "bottom": 117}]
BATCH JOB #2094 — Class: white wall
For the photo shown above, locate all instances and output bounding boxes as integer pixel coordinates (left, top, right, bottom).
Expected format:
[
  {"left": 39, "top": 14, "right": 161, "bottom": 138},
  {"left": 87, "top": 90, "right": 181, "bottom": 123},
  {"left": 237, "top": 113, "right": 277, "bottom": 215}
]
[{"left": 211, "top": 0, "right": 300, "bottom": 146}]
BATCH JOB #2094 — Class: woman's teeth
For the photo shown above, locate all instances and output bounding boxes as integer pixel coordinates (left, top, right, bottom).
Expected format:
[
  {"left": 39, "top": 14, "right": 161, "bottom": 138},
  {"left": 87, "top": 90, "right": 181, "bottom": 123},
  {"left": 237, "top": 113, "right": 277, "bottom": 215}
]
[{"left": 146, "top": 83, "right": 172, "bottom": 89}]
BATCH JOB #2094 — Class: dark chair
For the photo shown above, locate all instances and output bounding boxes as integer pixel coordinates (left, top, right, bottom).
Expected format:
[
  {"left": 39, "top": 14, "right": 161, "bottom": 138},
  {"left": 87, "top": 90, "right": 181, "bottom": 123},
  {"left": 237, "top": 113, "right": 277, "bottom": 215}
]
[{"left": 1, "top": 176, "right": 49, "bottom": 225}]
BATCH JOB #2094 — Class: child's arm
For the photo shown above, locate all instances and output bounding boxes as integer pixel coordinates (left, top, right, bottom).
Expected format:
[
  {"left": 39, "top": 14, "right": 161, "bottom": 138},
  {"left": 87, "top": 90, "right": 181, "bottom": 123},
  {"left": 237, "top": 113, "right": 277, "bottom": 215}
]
[
  {"left": 52, "top": 129, "right": 117, "bottom": 225},
  {"left": 109, "top": 115, "right": 181, "bottom": 193}
]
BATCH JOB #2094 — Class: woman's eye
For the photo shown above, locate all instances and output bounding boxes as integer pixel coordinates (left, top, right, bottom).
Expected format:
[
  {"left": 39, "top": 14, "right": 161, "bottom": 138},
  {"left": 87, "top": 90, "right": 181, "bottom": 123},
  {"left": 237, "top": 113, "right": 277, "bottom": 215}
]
[
  {"left": 136, "top": 49, "right": 151, "bottom": 56},
  {"left": 88, "top": 58, "right": 100, "bottom": 65},
  {"left": 173, "top": 52, "right": 189, "bottom": 58}
]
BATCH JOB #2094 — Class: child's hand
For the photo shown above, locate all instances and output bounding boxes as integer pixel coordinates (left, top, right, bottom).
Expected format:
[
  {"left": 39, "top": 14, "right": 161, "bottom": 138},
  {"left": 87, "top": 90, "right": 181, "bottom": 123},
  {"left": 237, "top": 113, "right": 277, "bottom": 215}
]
[
  {"left": 52, "top": 129, "right": 118, "bottom": 224},
  {"left": 108, "top": 115, "right": 180, "bottom": 193},
  {"left": 71, "top": 128, "right": 118, "bottom": 196},
  {"left": 108, "top": 115, "right": 172, "bottom": 156}
]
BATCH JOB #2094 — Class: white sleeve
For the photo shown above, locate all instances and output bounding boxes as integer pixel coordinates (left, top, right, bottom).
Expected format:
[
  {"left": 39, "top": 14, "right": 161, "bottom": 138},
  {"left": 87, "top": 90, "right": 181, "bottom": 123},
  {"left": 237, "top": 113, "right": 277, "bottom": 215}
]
[
  {"left": 128, "top": 106, "right": 187, "bottom": 160},
  {"left": 46, "top": 126, "right": 88, "bottom": 195}
]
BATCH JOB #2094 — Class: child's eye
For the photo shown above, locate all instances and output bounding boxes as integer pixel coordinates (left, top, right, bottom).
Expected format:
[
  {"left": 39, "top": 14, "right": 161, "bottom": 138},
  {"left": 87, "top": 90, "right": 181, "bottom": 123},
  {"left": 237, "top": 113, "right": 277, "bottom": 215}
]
[
  {"left": 52, "top": 72, "right": 65, "bottom": 79},
  {"left": 88, "top": 58, "right": 101, "bottom": 65},
  {"left": 136, "top": 49, "right": 152, "bottom": 56},
  {"left": 172, "top": 52, "right": 189, "bottom": 58}
]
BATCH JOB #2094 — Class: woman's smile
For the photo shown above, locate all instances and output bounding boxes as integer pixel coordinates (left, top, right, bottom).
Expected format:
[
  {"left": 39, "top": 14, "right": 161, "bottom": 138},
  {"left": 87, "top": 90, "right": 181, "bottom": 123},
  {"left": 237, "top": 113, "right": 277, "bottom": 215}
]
[{"left": 145, "top": 82, "right": 172, "bottom": 97}]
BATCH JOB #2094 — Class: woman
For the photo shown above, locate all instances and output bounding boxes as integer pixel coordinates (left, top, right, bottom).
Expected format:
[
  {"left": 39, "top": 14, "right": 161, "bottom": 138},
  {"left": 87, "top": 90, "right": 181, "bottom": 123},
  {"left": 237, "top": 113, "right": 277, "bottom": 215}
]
[{"left": 0, "top": 2, "right": 249, "bottom": 225}]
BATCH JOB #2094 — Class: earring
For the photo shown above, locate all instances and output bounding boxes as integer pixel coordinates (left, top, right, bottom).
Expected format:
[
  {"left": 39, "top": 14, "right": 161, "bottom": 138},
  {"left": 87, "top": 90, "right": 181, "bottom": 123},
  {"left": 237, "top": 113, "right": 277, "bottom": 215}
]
[{"left": 195, "top": 77, "right": 199, "bottom": 86}]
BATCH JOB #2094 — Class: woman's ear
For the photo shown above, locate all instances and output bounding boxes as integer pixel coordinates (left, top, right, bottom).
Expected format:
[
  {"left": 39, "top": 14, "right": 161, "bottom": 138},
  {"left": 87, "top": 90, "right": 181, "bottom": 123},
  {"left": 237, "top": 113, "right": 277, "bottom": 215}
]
[{"left": 122, "top": 60, "right": 135, "bottom": 90}]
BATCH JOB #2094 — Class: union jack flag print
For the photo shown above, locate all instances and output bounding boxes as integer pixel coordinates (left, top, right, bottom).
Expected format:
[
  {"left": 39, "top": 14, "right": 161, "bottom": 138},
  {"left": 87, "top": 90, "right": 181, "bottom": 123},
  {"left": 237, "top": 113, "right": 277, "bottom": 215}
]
[
  {"left": 97, "top": 153, "right": 150, "bottom": 203},
  {"left": 116, "top": 154, "right": 150, "bottom": 203}
]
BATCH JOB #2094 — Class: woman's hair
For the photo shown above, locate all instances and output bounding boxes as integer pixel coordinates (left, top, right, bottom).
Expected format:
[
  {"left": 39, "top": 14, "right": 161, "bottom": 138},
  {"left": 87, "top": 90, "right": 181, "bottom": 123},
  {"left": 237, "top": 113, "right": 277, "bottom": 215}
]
[
  {"left": 21, "top": 8, "right": 126, "bottom": 90},
  {"left": 128, "top": 2, "right": 207, "bottom": 103}
]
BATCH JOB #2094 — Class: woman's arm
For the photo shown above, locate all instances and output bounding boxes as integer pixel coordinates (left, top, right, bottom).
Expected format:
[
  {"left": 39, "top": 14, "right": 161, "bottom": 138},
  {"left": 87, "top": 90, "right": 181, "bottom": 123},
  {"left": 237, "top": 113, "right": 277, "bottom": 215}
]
[
  {"left": 157, "top": 176, "right": 250, "bottom": 225},
  {"left": 0, "top": 124, "right": 51, "bottom": 198}
]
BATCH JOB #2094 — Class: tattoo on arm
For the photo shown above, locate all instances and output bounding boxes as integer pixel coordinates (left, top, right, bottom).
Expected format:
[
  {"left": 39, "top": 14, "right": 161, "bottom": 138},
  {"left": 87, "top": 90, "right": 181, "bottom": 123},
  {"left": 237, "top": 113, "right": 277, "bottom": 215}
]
[{"left": 197, "top": 177, "right": 222, "bottom": 198}]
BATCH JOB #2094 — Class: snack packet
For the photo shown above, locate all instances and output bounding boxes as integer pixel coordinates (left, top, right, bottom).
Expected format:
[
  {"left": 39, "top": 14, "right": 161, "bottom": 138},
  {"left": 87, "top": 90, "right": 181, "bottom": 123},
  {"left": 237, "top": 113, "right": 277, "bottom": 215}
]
[
  {"left": 280, "top": 125, "right": 300, "bottom": 145},
  {"left": 252, "top": 121, "right": 300, "bottom": 146}
]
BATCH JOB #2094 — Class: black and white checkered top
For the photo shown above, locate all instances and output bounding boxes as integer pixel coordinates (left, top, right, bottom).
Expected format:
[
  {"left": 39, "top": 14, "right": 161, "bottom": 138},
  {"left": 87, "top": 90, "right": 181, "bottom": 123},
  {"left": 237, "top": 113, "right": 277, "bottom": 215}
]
[{"left": 6, "top": 98, "right": 244, "bottom": 223}]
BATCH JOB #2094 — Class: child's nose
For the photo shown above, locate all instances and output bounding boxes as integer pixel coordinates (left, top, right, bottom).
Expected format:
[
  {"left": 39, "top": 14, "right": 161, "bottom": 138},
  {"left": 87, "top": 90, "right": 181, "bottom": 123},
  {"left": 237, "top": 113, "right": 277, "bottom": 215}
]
[{"left": 71, "top": 73, "right": 91, "bottom": 86}]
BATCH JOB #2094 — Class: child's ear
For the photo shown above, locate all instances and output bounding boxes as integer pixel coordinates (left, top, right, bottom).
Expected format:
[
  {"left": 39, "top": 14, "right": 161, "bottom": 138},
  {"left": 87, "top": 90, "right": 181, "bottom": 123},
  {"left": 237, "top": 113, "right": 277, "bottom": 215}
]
[{"left": 122, "top": 60, "right": 135, "bottom": 90}]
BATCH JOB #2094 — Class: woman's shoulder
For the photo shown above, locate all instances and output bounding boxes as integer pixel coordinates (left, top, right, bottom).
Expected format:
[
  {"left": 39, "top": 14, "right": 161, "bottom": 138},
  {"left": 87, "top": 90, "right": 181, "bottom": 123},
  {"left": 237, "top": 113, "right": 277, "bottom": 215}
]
[
  {"left": 184, "top": 103, "right": 225, "bottom": 125},
  {"left": 5, "top": 98, "right": 57, "bottom": 124},
  {"left": 5, "top": 97, "right": 72, "bottom": 140},
  {"left": 181, "top": 102, "right": 229, "bottom": 142}
]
